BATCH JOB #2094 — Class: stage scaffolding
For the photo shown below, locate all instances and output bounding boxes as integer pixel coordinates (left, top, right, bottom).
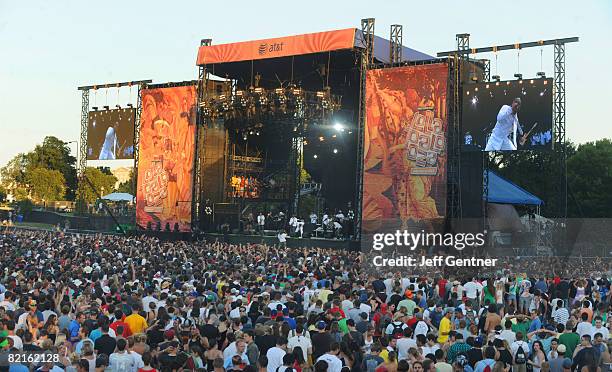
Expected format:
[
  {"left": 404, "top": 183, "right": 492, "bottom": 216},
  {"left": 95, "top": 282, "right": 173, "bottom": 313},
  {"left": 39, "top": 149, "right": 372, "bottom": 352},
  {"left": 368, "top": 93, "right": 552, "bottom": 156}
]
[
  {"left": 76, "top": 80, "right": 151, "bottom": 214},
  {"left": 438, "top": 36, "right": 578, "bottom": 250},
  {"left": 354, "top": 18, "right": 375, "bottom": 240}
]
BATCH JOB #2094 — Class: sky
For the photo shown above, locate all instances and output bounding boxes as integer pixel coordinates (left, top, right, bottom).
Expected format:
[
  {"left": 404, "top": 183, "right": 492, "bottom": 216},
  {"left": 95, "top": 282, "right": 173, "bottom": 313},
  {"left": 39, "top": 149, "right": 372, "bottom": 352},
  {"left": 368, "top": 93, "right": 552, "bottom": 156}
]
[{"left": 0, "top": 0, "right": 610, "bottom": 168}]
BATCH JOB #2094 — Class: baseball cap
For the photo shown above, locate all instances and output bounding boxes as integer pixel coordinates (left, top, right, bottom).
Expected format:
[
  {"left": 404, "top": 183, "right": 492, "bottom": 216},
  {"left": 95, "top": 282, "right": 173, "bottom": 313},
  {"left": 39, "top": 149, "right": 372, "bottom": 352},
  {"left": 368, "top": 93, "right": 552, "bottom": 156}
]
[
  {"left": 316, "top": 321, "right": 327, "bottom": 330},
  {"left": 557, "top": 344, "right": 567, "bottom": 354},
  {"left": 164, "top": 329, "right": 175, "bottom": 340}
]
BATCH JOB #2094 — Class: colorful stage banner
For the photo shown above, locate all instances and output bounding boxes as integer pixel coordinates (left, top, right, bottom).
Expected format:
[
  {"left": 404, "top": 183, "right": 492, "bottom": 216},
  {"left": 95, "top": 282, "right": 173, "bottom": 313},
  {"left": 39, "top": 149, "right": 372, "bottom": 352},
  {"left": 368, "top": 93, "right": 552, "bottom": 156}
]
[
  {"left": 136, "top": 85, "right": 197, "bottom": 232},
  {"left": 363, "top": 64, "right": 448, "bottom": 233},
  {"left": 196, "top": 28, "right": 356, "bottom": 65}
]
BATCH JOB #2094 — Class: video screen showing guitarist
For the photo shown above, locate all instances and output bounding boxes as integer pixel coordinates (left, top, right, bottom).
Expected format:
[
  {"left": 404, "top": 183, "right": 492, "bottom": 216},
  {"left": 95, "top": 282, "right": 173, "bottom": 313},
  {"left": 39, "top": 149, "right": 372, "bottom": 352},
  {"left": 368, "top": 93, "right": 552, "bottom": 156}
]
[{"left": 484, "top": 97, "right": 531, "bottom": 151}]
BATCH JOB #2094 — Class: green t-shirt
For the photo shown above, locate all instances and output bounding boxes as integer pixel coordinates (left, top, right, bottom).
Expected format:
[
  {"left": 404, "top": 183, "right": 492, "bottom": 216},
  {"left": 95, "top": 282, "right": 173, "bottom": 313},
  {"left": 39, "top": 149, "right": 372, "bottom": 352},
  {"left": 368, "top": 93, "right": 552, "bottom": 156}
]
[
  {"left": 558, "top": 332, "right": 580, "bottom": 357},
  {"left": 511, "top": 320, "right": 531, "bottom": 336},
  {"left": 338, "top": 318, "right": 349, "bottom": 334}
]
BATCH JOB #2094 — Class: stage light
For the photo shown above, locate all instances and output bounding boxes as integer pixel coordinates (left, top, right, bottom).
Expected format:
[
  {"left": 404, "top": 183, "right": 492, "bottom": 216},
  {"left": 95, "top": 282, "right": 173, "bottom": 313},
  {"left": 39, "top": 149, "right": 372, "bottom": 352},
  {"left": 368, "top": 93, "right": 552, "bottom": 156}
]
[
  {"left": 471, "top": 96, "right": 478, "bottom": 106},
  {"left": 495, "top": 82, "right": 500, "bottom": 86},
  {"left": 529, "top": 79, "right": 534, "bottom": 84},
  {"left": 506, "top": 81, "right": 511, "bottom": 85},
  {"left": 348, "top": 130, "right": 353, "bottom": 134},
  {"left": 253, "top": 87, "right": 264, "bottom": 94},
  {"left": 249, "top": 130, "right": 254, "bottom": 135},
  {"left": 333, "top": 148, "right": 338, "bottom": 154},
  {"left": 514, "top": 73, "right": 523, "bottom": 80},
  {"left": 236, "top": 90, "right": 244, "bottom": 96},
  {"left": 92, "top": 106, "right": 99, "bottom": 111},
  {"left": 537, "top": 71, "right": 546, "bottom": 78},
  {"left": 466, "top": 91, "right": 470, "bottom": 96},
  {"left": 319, "top": 136, "right": 324, "bottom": 142},
  {"left": 474, "top": 87, "right": 479, "bottom": 92},
  {"left": 316, "top": 91, "right": 325, "bottom": 98},
  {"left": 485, "top": 84, "right": 490, "bottom": 89},
  {"left": 333, "top": 123, "right": 344, "bottom": 132},
  {"left": 303, "top": 140, "right": 308, "bottom": 145},
  {"left": 543, "top": 80, "right": 548, "bottom": 85},
  {"left": 313, "top": 154, "right": 318, "bottom": 159},
  {"left": 256, "top": 131, "right": 260, "bottom": 136},
  {"left": 519, "top": 80, "right": 523, "bottom": 84},
  {"left": 332, "top": 134, "right": 337, "bottom": 138},
  {"left": 103, "top": 105, "right": 110, "bottom": 110}
]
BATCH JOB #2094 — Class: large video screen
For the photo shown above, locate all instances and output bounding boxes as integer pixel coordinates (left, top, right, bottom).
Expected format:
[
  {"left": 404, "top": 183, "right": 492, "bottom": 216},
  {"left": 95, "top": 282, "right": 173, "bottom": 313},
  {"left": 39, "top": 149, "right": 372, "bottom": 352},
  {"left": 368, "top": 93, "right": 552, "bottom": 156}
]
[
  {"left": 462, "top": 78, "right": 553, "bottom": 151},
  {"left": 136, "top": 85, "right": 197, "bottom": 232},
  {"left": 363, "top": 64, "right": 448, "bottom": 233},
  {"left": 86, "top": 108, "right": 135, "bottom": 160}
]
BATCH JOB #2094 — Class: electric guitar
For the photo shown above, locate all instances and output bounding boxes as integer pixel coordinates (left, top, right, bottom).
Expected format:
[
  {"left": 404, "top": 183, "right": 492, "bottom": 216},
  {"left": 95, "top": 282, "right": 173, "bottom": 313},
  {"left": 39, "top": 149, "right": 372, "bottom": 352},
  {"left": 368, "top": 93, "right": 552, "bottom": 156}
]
[{"left": 519, "top": 122, "right": 538, "bottom": 146}]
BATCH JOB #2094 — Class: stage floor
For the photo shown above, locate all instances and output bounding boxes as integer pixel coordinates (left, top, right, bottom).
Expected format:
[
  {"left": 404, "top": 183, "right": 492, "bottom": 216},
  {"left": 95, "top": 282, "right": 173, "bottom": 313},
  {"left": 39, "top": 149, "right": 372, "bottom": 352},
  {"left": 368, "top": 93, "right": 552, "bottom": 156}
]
[{"left": 202, "top": 232, "right": 359, "bottom": 251}]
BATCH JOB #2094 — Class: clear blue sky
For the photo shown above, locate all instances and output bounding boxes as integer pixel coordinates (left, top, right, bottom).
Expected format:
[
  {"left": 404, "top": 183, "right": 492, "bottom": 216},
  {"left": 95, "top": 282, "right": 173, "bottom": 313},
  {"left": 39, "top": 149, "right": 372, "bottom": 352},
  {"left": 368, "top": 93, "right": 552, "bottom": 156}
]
[{"left": 1, "top": 0, "right": 610, "bottom": 167}]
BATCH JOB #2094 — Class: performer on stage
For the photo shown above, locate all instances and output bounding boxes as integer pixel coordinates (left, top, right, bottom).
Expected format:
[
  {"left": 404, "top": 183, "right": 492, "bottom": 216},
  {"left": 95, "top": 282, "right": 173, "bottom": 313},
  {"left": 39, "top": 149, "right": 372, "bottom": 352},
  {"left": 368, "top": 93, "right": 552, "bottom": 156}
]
[
  {"left": 484, "top": 98, "right": 526, "bottom": 151},
  {"left": 99, "top": 125, "right": 118, "bottom": 160}
]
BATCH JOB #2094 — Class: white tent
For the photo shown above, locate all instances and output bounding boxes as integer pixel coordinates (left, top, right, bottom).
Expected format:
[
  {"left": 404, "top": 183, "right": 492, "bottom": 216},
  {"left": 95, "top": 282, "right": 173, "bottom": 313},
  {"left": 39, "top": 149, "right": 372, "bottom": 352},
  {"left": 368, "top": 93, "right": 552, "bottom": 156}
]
[{"left": 101, "top": 192, "right": 134, "bottom": 202}]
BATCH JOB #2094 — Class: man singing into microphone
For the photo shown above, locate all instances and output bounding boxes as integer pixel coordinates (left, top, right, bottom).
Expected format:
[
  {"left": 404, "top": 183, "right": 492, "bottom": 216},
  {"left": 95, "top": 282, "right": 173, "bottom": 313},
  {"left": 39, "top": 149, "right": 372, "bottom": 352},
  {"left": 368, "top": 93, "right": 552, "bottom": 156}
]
[{"left": 484, "top": 97, "right": 525, "bottom": 151}]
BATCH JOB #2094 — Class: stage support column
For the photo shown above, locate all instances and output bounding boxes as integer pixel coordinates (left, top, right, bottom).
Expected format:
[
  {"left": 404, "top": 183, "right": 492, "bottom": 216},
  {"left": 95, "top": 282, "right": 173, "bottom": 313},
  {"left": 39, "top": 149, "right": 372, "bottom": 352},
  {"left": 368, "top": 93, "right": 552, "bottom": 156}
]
[{"left": 355, "top": 18, "right": 375, "bottom": 240}]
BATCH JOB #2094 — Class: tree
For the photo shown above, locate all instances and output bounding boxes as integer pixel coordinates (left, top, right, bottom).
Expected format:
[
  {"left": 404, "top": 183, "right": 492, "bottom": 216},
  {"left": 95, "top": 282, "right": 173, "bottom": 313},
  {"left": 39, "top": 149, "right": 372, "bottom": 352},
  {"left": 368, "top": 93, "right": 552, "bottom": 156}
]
[
  {"left": 77, "top": 167, "right": 118, "bottom": 204},
  {"left": 487, "top": 142, "right": 577, "bottom": 217},
  {"left": 567, "top": 139, "right": 612, "bottom": 218},
  {"left": 26, "top": 168, "right": 66, "bottom": 202},
  {"left": 0, "top": 184, "right": 6, "bottom": 203},
  {"left": 116, "top": 168, "right": 135, "bottom": 195},
  {"left": 26, "top": 136, "right": 77, "bottom": 200}
]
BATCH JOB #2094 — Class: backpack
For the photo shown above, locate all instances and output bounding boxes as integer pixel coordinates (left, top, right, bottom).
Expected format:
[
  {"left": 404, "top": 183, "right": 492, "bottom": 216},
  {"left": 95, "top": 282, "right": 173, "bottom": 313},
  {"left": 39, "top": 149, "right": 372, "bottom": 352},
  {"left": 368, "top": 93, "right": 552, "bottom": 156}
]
[
  {"left": 515, "top": 343, "right": 527, "bottom": 364},
  {"left": 483, "top": 361, "right": 494, "bottom": 372},
  {"left": 390, "top": 322, "right": 404, "bottom": 337}
]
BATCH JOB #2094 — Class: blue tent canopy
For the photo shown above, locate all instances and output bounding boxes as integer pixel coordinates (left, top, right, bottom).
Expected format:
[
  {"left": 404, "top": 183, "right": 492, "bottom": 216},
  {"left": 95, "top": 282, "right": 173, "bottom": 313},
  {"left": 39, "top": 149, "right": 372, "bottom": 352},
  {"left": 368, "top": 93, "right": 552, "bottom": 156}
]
[{"left": 485, "top": 170, "right": 543, "bottom": 206}]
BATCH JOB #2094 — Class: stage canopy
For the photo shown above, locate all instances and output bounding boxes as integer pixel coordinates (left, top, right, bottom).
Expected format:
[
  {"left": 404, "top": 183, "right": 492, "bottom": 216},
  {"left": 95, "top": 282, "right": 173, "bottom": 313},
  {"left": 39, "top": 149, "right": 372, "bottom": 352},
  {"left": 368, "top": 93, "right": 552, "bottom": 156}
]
[
  {"left": 485, "top": 170, "right": 543, "bottom": 206},
  {"left": 196, "top": 28, "right": 433, "bottom": 65},
  {"left": 102, "top": 192, "right": 134, "bottom": 202}
]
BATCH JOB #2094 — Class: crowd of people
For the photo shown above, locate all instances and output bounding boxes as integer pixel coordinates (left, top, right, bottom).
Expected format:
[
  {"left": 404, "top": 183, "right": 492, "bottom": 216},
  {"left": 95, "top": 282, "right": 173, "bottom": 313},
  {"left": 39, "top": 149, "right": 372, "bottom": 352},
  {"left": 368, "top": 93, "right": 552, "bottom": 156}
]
[{"left": 0, "top": 227, "right": 610, "bottom": 372}]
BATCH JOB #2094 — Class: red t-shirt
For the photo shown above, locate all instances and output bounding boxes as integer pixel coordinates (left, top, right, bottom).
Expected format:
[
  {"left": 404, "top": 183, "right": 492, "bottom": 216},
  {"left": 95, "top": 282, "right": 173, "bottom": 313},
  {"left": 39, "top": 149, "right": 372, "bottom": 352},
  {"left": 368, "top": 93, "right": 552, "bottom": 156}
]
[{"left": 110, "top": 320, "right": 132, "bottom": 338}]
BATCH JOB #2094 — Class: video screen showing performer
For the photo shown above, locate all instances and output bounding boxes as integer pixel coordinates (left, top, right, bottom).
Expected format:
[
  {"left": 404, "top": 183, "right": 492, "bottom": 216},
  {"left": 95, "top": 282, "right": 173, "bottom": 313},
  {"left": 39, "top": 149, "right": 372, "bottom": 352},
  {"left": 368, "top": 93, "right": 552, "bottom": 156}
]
[
  {"left": 86, "top": 108, "right": 136, "bottom": 160},
  {"left": 462, "top": 78, "right": 553, "bottom": 151}
]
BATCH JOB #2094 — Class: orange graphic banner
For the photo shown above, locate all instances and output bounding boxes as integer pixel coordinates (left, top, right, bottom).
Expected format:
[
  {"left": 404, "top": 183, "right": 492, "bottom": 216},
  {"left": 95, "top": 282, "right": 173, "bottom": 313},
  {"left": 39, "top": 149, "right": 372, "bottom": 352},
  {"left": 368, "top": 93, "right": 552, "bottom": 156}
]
[
  {"left": 196, "top": 28, "right": 356, "bottom": 65},
  {"left": 136, "top": 85, "right": 197, "bottom": 232},
  {"left": 363, "top": 64, "right": 448, "bottom": 233}
]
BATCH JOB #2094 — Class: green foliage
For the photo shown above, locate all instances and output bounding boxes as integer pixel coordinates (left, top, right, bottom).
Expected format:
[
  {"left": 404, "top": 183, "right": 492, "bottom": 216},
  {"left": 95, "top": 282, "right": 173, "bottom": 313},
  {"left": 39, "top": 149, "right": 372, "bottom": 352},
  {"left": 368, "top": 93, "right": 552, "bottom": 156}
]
[
  {"left": 26, "top": 168, "right": 66, "bottom": 202},
  {"left": 77, "top": 167, "right": 118, "bottom": 204},
  {"left": 1, "top": 136, "right": 77, "bottom": 201},
  {"left": 26, "top": 136, "right": 77, "bottom": 199},
  {"left": 567, "top": 139, "right": 612, "bottom": 218},
  {"left": 116, "top": 168, "right": 135, "bottom": 195},
  {"left": 0, "top": 184, "right": 6, "bottom": 203}
]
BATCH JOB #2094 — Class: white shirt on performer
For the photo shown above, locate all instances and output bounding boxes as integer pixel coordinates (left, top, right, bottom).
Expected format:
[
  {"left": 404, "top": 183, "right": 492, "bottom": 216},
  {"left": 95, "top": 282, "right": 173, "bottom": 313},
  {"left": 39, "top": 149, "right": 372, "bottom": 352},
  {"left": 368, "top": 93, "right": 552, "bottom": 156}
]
[
  {"left": 257, "top": 214, "right": 265, "bottom": 226},
  {"left": 485, "top": 105, "right": 522, "bottom": 151}
]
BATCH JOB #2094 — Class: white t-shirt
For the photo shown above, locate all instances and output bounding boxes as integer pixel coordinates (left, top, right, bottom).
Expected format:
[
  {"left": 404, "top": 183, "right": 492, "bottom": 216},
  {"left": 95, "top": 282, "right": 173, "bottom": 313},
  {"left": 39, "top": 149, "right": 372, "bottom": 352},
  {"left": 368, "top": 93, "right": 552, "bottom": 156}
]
[
  {"left": 396, "top": 337, "right": 417, "bottom": 360},
  {"left": 316, "top": 353, "right": 343, "bottom": 372},
  {"left": 266, "top": 347, "right": 286, "bottom": 372},
  {"left": 422, "top": 344, "right": 440, "bottom": 357},
  {"left": 414, "top": 320, "right": 429, "bottom": 338},
  {"left": 278, "top": 233, "right": 287, "bottom": 243},
  {"left": 591, "top": 326, "right": 609, "bottom": 340},
  {"left": 288, "top": 335, "right": 312, "bottom": 361},
  {"left": 463, "top": 281, "right": 483, "bottom": 299},
  {"left": 577, "top": 321, "right": 593, "bottom": 338}
]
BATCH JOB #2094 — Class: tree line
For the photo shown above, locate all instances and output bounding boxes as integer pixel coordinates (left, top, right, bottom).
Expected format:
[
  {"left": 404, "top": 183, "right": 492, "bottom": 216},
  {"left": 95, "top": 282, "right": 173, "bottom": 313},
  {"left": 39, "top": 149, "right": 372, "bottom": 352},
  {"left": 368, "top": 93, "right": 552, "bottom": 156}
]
[{"left": 1, "top": 136, "right": 611, "bottom": 218}]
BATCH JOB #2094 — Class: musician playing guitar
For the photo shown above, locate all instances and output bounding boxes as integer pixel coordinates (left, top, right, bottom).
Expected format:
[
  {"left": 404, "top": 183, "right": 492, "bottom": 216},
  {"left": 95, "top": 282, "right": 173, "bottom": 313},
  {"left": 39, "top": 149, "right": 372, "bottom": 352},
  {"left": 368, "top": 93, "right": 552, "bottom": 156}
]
[{"left": 485, "top": 97, "right": 527, "bottom": 151}]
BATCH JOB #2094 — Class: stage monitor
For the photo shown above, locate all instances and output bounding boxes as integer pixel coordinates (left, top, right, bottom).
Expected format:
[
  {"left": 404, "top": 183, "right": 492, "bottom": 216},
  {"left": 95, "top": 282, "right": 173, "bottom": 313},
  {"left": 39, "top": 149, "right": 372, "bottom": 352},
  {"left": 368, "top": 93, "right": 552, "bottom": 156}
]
[
  {"left": 136, "top": 84, "right": 197, "bottom": 232},
  {"left": 362, "top": 63, "right": 448, "bottom": 235},
  {"left": 461, "top": 78, "right": 553, "bottom": 151},
  {"left": 86, "top": 108, "right": 136, "bottom": 160}
]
